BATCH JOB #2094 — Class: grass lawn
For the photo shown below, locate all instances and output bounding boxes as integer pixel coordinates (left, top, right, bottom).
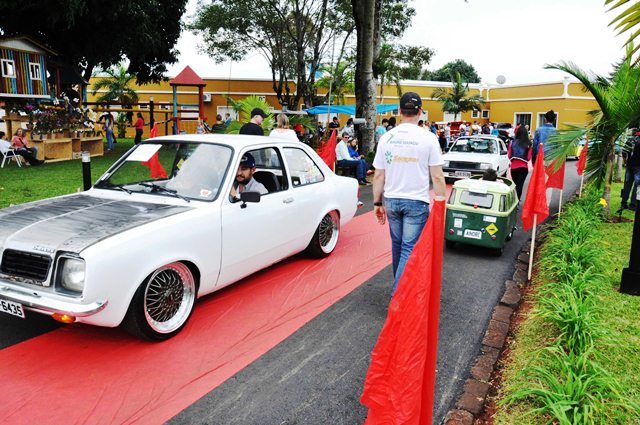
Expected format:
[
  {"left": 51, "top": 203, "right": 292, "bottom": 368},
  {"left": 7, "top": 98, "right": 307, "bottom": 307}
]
[
  {"left": 0, "top": 138, "right": 135, "bottom": 208},
  {"left": 493, "top": 182, "right": 640, "bottom": 424}
]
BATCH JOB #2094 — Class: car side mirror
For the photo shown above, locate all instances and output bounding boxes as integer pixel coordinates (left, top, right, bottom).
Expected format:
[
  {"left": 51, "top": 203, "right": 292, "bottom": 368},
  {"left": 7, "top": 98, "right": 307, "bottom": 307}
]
[{"left": 240, "top": 191, "right": 261, "bottom": 208}]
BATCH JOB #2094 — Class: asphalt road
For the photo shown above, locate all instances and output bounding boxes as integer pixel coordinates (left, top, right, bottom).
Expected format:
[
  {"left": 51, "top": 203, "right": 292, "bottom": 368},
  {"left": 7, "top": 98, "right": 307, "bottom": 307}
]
[{"left": 0, "top": 161, "right": 582, "bottom": 424}]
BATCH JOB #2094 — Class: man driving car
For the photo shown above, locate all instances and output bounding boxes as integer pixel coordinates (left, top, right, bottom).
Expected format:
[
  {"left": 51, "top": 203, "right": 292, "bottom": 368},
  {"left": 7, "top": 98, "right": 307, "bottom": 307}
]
[{"left": 230, "top": 152, "right": 268, "bottom": 202}]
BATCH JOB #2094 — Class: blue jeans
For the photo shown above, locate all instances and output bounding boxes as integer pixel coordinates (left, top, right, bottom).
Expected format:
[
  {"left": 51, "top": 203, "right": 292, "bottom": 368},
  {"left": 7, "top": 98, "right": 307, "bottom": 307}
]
[
  {"left": 385, "top": 197, "right": 430, "bottom": 294},
  {"left": 106, "top": 128, "right": 114, "bottom": 150},
  {"left": 337, "top": 159, "right": 366, "bottom": 181},
  {"left": 621, "top": 165, "right": 640, "bottom": 208}
]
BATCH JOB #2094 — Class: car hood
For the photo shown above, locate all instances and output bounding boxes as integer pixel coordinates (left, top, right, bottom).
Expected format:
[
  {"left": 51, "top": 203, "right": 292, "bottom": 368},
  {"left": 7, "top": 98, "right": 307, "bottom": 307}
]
[
  {"left": 443, "top": 152, "right": 500, "bottom": 163},
  {"left": 0, "top": 194, "right": 192, "bottom": 254}
]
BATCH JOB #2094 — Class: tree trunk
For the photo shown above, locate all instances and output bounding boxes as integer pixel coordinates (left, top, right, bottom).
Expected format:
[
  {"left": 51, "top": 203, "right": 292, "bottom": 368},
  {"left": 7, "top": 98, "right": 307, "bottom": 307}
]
[{"left": 352, "top": 0, "right": 378, "bottom": 154}]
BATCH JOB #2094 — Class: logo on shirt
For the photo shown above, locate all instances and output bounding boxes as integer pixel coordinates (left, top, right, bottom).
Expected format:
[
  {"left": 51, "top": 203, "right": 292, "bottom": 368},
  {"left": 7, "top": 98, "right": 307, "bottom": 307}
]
[{"left": 385, "top": 150, "right": 393, "bottom": 164}]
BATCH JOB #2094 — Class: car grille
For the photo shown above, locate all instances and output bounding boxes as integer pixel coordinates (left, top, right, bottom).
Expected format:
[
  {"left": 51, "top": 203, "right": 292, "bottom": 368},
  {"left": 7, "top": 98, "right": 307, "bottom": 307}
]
[
  {"left": 0, "top": 249, "right": 52, "bottom": 282},
  {"left": 447, "top": 161, "right": 480, "bottom": 170}
]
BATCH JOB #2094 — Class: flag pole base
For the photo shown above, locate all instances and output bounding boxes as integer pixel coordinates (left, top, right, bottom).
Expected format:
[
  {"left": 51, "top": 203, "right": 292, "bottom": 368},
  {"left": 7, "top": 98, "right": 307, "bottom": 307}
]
[{"left": 620, "top": 268, "right": 640, "bottom": 295}]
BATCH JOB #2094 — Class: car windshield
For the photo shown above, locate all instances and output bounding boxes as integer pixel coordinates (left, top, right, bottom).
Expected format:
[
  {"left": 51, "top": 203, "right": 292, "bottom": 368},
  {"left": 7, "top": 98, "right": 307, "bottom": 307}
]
[
  {"left": 95, "top": 141, "right": 233, "bottom": 201},
  {"left": 450, "top": 138, "right": 498, "bottom": 154}
]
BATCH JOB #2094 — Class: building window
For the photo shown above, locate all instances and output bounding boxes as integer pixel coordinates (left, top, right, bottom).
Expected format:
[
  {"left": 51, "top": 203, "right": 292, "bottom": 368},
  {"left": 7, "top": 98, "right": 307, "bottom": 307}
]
[
  {"left": 1, "top": 59, "right": 16, "bottom": 78},
  {"left": 481, "top": 110, "right": 490, "bottom": 119},
  {"left": 159, "top": 102, "right": 171, "bottom": 110},
  {"left": 471, "top": 110, "right": 480, "bottom": 119},
  {"left": 514, "top": 113, "right": 532, "bottom": 128},
  {"left": 29, "top": 63, "right": 41, "bottom": 80},
  {"left": 537, "top": 111, "right": 558, "bottom": 128}
]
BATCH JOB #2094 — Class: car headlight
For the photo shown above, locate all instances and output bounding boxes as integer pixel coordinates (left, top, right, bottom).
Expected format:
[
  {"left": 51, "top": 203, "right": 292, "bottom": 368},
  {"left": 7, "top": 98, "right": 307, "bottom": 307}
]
[
  {"left": 443, "top": 160, "right": 450, "bottom": 167},
  {"left": 479, "top": 163, "right": 492, "bottom": 170},
  {"left": 60, "top": 258, "right": 86, "bottom": 293}
]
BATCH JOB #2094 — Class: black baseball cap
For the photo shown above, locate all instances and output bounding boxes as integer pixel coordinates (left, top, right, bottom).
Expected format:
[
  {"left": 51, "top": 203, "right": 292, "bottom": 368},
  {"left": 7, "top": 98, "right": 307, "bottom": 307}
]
[
  {"left": 240, "top": 152, "right": 256, "bottom": 168},
  {"left": 251, "top": 108, "right": 267, "bottom": 118},
  {"left": 400, "top": 92, "right": 422, "bottom": 111}
]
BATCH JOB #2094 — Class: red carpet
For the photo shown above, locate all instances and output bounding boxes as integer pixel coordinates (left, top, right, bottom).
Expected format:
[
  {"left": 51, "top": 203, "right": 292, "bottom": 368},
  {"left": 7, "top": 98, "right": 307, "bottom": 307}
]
[{"left": 0, "top": 211, "right": 391, "bottom": 424}]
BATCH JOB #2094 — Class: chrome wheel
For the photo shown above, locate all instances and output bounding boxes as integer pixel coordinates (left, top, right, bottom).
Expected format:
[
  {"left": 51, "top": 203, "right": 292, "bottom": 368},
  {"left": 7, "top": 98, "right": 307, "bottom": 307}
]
[
  {"left": 318, "top": 211, "right": 340, "bottom": 254},
  {"left": 143, "top": 262, "right": 196, "bottom": 334}
]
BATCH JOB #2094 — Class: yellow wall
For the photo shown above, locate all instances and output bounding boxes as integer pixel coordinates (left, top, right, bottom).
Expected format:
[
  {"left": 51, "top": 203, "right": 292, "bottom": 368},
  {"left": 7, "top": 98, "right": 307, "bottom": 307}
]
[{"left": 87, "top": 76, "right": 597, "bottom": 137}]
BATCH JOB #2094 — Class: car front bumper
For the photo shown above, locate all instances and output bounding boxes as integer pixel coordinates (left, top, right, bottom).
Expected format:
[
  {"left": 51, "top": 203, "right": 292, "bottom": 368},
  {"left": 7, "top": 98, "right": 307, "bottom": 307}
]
[{"left": 0, "top": 280, "right": 107, "bottom": 317}]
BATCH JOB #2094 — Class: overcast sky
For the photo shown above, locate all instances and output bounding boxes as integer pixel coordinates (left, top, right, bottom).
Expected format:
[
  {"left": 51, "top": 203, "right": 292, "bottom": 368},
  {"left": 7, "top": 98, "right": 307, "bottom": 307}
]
[{"left": 169, "top": 0, "right": 626, "bottom": 85}]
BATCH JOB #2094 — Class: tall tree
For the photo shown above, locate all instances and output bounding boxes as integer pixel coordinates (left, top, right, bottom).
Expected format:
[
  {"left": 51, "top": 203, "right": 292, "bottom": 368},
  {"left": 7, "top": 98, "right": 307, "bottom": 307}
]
[
  {"left": 351, "top": 0, "right": 415, "bottom": 152},
  {"left": 352, "top": 0, "right": 379, "bottom": 152},
  {"left": 0, "top": 0, "right": 187, "bottom": 83},
  {"left": 545, "top": 50, "right": 640, "bottom": 210},
  {"left": 374, "top": 43, "right": 434, "bottom": 103},
  {"left": 432, "top": 72, "right": 485, "bottom": 121},
  {"left": 423, "top": 59, "right": 481, "bottom": 83},
  {"left": 190, "top": 0, "right": 352, "bottom": 110}
]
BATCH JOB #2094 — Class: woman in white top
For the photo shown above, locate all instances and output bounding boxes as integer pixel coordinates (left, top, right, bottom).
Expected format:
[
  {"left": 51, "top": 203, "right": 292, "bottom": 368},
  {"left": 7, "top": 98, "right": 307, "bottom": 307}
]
[{"left": 269, "top": 114, "right": 299, "bottom": 141}]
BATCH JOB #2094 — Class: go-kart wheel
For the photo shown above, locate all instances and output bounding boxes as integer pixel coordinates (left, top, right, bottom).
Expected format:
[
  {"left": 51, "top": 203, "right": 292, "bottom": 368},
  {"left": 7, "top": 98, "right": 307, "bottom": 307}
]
[{"left": 123, "top": 262, "right": 196, "bottom": 341}]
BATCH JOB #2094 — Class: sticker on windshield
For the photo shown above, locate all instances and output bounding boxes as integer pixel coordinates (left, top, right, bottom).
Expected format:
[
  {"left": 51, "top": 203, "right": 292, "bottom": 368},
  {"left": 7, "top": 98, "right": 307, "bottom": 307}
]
[
  {"left": 126, "top": 144, "right": 162, "bottom": 162},
  {"left": 200, "top": 189, "right": 212, "bottom": 198}
]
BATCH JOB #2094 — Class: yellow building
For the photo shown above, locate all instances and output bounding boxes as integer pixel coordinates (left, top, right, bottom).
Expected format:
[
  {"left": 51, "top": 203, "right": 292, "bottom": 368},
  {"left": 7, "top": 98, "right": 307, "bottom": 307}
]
[{"left": 87, "top": 70, "right": 597, "bottom": 138}]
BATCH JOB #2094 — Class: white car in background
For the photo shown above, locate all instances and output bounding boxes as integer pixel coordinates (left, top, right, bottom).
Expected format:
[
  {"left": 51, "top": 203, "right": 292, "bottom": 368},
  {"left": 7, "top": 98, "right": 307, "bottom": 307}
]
[
  {"left": 442, "top": 135, "right": 511, "bottom": 180},
  {"left": 0, "top": 135, "right": 359, "bottom": 340}
]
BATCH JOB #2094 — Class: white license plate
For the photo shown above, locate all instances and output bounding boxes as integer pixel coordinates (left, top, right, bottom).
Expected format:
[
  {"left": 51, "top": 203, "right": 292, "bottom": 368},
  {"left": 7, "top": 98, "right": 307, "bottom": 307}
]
[
  {"left": 0, "top": 299, "right": 26, "bottom": 319},
  {"left": 463, "top": 229, "right": 482, "bottom": 239},
  {"left": 455, "top": 171, "right": 471, "bottom": 178}
]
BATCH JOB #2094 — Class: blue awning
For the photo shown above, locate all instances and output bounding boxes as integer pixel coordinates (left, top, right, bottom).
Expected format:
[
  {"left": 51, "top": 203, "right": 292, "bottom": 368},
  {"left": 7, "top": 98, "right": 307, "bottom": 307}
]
[{"left": 303, "top": 104, "right": 399, "bottom": 115}]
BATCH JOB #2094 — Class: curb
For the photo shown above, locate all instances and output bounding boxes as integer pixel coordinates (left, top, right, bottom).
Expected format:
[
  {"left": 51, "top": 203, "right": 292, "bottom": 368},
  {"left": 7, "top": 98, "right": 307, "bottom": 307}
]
[{"left": 442, "top": 238, "right": 536, "bottom": 425}]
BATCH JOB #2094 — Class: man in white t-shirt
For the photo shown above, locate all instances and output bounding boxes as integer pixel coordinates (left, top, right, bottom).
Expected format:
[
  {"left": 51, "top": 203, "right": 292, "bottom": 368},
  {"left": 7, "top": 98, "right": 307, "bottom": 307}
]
[{"left": 372, "top": 92, "right": 446, "bottom": 294}]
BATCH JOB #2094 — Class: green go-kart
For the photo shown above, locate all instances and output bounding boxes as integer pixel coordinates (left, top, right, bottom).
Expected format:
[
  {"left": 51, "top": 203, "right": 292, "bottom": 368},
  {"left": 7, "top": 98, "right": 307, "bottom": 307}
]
[{"left": 444, "top": 176, "right": 519, "bottom": 256}]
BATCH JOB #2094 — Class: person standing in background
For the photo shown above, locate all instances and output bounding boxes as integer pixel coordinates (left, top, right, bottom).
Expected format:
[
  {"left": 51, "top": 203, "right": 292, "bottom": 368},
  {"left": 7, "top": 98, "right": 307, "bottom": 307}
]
[
  {"left": 508, "top": 125, "right": 533, "bottom": 201},
  {"left": 239, "top": 108, "right": 266, "bottom": 136},
  {"left": 134, "top": 113, "right": 144, "bottom": 144},
  {"left": 269, "top": 114, "right": 299, "bottom": 141}
]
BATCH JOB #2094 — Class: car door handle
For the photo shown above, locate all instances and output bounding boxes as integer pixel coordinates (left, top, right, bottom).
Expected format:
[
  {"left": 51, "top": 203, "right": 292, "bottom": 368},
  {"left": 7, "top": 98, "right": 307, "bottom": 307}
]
[{"left": 283, "top": 197, "right": 294, "bottom": 204}]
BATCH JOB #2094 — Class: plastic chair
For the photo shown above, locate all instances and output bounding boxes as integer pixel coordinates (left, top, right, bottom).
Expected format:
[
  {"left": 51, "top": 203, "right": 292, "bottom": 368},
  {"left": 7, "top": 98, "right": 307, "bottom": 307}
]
[{"left": 0, "top": 142, "right": 22, "bottom": 168}]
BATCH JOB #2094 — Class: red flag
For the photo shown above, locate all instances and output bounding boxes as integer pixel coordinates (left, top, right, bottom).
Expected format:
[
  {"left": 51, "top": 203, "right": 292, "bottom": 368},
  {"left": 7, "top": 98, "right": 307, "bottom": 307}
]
[
  {"left": 545, "top": 159, "right": 566, "bottom": 189},
  {"left": 317, "top": 129, "right": 337, "bottom": 170},
  {"left": 522, "top": 144, "right": 549, "bottom": 232},
  {"left": 577, "top": 138, "right": 588, "bottom": 176},
  {"left": 149, "top": 122, "right": 158, "bottom": 138},
  {"left": 361, "top": 200, "right": 446, "bottom": 425},
  {"left": 141, "top": 123, "right": 168, "bottom": 179}
]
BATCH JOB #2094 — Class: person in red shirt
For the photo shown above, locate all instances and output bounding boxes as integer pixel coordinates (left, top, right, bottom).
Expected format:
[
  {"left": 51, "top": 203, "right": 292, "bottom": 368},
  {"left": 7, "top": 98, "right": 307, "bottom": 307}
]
[{"left": 134, "top": 113, "right": 145, "bottom": 145}]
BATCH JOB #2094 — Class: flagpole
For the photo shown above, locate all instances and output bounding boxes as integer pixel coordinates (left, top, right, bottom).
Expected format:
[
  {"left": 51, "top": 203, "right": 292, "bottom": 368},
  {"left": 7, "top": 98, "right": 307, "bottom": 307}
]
[
  {"left": 579, "top": 174, "right": 584, "bottom": 197},
  {"left": 528, "top": 214, "right": 537, "bottom": 281},
  {"left": 558, "top": 189, "right": 563, "bottom": 217}
]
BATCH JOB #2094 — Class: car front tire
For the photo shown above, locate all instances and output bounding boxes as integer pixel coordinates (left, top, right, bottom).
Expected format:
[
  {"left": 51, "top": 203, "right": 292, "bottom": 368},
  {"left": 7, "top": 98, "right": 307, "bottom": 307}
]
[
  {"left": 123, "top": 262, "right": 196, "bottom": 341},
  {"left": 305, "top": 210, "right": 340, "bottom": 258}
]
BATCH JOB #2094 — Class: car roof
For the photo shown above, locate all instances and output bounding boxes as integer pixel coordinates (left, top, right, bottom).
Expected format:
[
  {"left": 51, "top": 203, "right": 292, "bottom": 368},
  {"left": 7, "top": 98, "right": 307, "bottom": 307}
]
[
  {"left": 453, "top": 178, "right": 515, "bottom": 194},
  {"left": 144, "top": 134, "right": 303, "bottom": 150}
]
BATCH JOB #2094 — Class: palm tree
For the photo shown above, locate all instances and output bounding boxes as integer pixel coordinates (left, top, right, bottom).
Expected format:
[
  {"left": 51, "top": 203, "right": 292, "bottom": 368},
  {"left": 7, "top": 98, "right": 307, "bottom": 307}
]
[
  {"left": 432, "top": 72, "right": 485, "bottom": 121},
  {"left": 315, "top": 61, "right": 355, "bottom": 105},
  {"left": 222, "top": 95, "right": 275, "bottom": 134},
  {"left": 606, "top": 0, "right": 640, "bottom": 64},
  {"left": 91, "top": 65, "right": 139, "bottom": 106},
  {"left": 544, "top": 49, "right": 640, "bottom": 209}
]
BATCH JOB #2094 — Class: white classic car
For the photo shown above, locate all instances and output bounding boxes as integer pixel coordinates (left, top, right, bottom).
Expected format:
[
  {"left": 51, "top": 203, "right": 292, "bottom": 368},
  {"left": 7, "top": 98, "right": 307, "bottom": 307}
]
[
  {"left": 0, "top": 135, "right": 359, "bottom": 340},
  {"left": 442, "top": 136, "right": 511, "bottom": 180}
]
